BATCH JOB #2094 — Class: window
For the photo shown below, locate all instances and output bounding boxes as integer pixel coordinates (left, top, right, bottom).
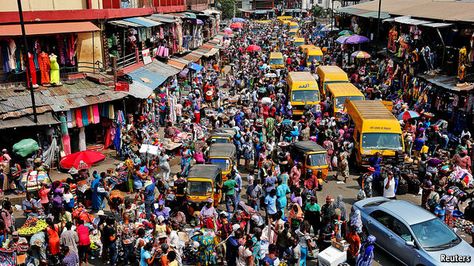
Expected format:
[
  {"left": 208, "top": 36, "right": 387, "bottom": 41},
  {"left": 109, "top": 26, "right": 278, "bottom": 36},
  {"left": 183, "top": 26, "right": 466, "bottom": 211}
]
[
  {"left": 187, "top": 181, "right": 213, "bottom": 196},
  {"left": 291, "top": 90, "right": 320, "bottom": 102},
  {"left": 209, "top": 158, "right": 230, "bottom": 171},
  {"left": 270, "top": 58, "right": 284, "bottom": 65},
  {"left": 335, "top": 96, "right": 364, "bottom": 109},
  {"left": 307, "top": 153, "right": 327, "bottom": 166},
  {"left": 362, "top": 133, "right": 402, "bottom": 150},
  {"left": 392, "top": 218, "right": 413, "bottom": 242},
  {"left": 411, "top": 218, "right": 461, "bottom": 251},
  {"left": 370, "top": 210, "right": 393, "bottom": 228}
]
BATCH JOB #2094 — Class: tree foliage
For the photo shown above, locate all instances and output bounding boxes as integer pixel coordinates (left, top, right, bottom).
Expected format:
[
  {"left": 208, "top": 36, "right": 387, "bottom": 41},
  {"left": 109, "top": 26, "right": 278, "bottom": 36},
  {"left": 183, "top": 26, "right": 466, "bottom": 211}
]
[{"left": 217, "top": 0, "right": 236, "bottom": 20}]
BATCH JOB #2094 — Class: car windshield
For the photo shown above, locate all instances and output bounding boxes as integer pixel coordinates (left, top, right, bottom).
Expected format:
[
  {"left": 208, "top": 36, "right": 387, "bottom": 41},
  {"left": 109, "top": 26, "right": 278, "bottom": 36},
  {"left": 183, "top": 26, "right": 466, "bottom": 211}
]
[
  {"left": 187, "top": 181, "right": 213, "bottom": 196},
  {"left": 308, "top": 55, "right": 322, "bottom": 63},
  {"left": 270, "top": 58, "right": 284, "bottom": 65},
  {"left": 213, "top": 138, "right": 229, "bottom": 144},
  {"left": 291, "top": 90, "right": 320, "bottom": 102},
  {"left": 295, "top": 42, "right": 304, "bottom": 46},
  {"left": 411, "top": 218, "right": 461, "bottom": 251},
  {"left": 210, "top": 158, "right": 230, "bottom": 171},
  {"left": 362, "top": 133, "right": 402, "bottom": 150},
  {"left": 307, "top": 153, "right": 327, "bottom": 166},
  {"left": 335, "top": 96, "right": 364, "bottom": 109}
]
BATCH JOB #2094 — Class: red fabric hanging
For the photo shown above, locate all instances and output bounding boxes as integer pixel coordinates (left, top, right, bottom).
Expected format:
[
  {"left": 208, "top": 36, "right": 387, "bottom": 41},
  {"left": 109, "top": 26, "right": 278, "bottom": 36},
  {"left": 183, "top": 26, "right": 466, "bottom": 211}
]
[
  {"left": 38, "top": 52, "right": 50, "bottom": 84},
  {"left": 27, "top": 52, "right": 37, "bottom": 86}
]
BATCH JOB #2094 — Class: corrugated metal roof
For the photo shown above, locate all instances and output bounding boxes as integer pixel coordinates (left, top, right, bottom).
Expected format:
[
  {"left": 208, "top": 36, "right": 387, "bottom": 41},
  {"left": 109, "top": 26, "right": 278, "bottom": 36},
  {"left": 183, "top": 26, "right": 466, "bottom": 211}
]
[
  {"left": 167, "top": 59, "right": 187, "bottom": 70},
  {"left": 183, "top": 53, "right": 202, "bottom": 63},
  {"left": 0, "top": 79, "right": 127, "bottom": 115},
  {"left": 128, "top": 64, "right": 168, "bottom": 90},
  {"left": 0, "top": 112, "right": 59, "bottom": 130},
  {"left": 127, "top": 82, "right": 154, "bottom": 99}
]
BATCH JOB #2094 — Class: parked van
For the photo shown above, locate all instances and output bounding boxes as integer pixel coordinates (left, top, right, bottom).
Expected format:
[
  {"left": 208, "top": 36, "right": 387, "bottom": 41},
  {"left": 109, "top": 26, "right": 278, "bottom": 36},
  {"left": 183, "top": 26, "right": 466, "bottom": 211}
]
[
  {"left": 287, "top": 72, "right": 320, "bottom": 116},
  {"left": 345, "top": 100, "right": 404, "bottom": 166},
  {"left": 305, "top": 47, "right": 324, "bottom": 67},
  {"left": 316, "top": 65, "right": 349, "bottom": 96},
  {"left": 326, "top": 83, "right": 365, "bottom": 118},
  {"left": 269, "top": 52, "right": 285, "bottom": 69},
  {"left": 293, "top": 37, "right": 305, "bottom": 47}
]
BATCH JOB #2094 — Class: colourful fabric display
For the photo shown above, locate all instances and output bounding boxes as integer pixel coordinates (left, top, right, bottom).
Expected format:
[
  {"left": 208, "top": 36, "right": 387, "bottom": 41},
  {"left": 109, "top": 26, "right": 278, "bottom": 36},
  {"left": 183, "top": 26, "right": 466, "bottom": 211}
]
[
  {"left": 92, "top": 104, "right": 100, "bottom": 124},
  {"left": 75, "top": 109, "right": 83, "bottom": 128},
  {"left": 81, "top": 107, "right": 89, "bottom": 127}
]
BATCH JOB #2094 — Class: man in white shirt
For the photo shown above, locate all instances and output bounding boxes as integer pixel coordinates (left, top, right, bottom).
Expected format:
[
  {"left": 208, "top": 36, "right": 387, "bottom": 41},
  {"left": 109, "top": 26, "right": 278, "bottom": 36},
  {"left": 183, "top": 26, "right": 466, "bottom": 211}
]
[{"left": 383, "top": 171, "right": 396, "bottom": 199}]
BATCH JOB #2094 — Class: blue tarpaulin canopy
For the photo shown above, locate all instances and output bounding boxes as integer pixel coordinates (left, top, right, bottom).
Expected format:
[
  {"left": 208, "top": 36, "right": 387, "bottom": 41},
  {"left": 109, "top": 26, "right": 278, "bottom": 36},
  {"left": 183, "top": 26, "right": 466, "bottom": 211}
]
[
  {"left": 188, "top": 63, "right": 203, "bottom": 72},
  {"left": 123, "top": 17, "right": 162, "bottom": 27},
  {"left": 128, "top": 67, "right": 167, "bottom": 91}
]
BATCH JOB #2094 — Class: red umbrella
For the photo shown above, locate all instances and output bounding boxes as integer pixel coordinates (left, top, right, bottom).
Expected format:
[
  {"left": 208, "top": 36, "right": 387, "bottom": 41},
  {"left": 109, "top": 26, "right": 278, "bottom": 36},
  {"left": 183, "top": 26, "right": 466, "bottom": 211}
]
[
  {"left": 246, "top": 45, "right": 261, "bottom": 52},
  {"left": 60, "top": 150, "right": 106, "bottom": 169},
  {"left": 230, "top": 22, "right": 243, "bottom": 29}
]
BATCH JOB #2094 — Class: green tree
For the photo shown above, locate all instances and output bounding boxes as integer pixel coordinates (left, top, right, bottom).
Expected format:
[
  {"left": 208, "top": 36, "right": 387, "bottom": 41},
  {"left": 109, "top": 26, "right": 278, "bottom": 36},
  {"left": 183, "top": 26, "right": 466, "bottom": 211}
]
[{"left": 217, "top": 0, "right": 237, "bottom": 20}]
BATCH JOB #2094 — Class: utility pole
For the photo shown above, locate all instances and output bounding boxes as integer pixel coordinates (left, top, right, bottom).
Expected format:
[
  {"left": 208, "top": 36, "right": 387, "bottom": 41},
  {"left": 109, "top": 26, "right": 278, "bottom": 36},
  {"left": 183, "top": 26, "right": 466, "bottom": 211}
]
[
  {"left": 375, "top": 0, "right": 382, "bottom": 44},
  {"left": 17, "top": 0, "right": 37, "bottom": 123},
  {"left": 331, "top": 0, "right": 334, "bottom": 31}
]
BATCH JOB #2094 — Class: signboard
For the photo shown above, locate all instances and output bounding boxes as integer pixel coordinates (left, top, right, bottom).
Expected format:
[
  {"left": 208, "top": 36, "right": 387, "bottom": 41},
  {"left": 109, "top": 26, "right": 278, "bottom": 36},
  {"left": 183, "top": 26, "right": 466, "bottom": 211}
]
[{"left": 142, "top": 49, "right": 152, "bottom": 65}]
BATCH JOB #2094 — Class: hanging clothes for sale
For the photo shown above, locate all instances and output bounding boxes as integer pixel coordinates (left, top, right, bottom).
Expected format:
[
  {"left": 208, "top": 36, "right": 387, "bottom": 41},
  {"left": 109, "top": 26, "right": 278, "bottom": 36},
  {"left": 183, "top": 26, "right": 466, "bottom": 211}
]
[
  {"left": 56, "top": 35, "right": 66, "bottom": 65},
  {"left": 38, "top": 52, "right": 50, "bottom": 84},
  {"left": 27, "top": 52, "right": 38, "bottom": 87},
  {"left": 75, "top": 108, "right": 84, "bottom": 128},
  {"left": 92, "top": 104, "right": 100, "bottom": 124},
  {"left": 33, "top": 39, "right": 41, "bottom": 69},
  {"left": 81, "top": 107, "right": 89, "bottom": 126},
  {"left": 49, "top": 53, "right": 61, "bottom": 85},
  {"left": 8, "top": 39, "right": 16, "bottom": 71},
  {"left": 66, "top": 110, "right": 75, "bottom": 128},
  {"left": 67, "top": 34, "right": 76, "bottom": 66}
]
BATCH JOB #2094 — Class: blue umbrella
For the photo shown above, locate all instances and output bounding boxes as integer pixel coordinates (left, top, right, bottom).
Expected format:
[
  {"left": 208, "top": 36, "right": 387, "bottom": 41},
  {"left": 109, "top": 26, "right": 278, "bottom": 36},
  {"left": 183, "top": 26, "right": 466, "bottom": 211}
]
[
  {"left": 345, "top": 34, "right": 370, "bottom": 44},
  {"left": 336, "top": 35, "right": 350, "bottom": 44},
  {"left": 232, "top": 17, "right": 246, "bottom": 23}
]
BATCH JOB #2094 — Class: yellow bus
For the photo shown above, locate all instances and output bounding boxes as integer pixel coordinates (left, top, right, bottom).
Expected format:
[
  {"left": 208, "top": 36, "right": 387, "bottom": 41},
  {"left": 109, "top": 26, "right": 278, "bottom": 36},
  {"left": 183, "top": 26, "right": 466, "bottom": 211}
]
[
  {"left": 287, "top": 21, "right": 299, "bottom": 30},
  {"left": 287, "top": 72, "right": 320, "bottom": 116},
  {"left": 316, "top": 65, "right": 349, "bottom": 97},
  {"left": 288, "top": 28, "right": 298, "bottom": 36},
  {"left": 345, "top": 100, "right": 404, "bottom": 166},
  {"left": 305, "top": 47, "right": 324, "bottom": 67},
  {"left": 269, "top": 52, "right": 285, "bottom": 69},
  {"left": 326, "top": 83, "right": 365, "bottom": 116},
  {"left": 277, "top": 16, "right": 293, "bottom": 23},
  {"left": 293, "top": 37, "right": 305, "bottom": 47}
]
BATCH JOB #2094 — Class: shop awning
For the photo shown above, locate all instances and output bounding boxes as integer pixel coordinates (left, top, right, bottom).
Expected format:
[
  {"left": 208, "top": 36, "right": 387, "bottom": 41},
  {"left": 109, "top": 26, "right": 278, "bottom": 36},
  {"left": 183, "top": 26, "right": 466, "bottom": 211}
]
[
  {"left": 183, "top": 12, "right": 197, "bottom": 19},
  {"left": 204, "top": 48, "right": 219, "bottom": 57},
  {"left": 127, "top": 82, "right": 154, "bottom": 99},
  {"left": 128, "top": 59, "right": 179, "bottom": 91},
  {"left": 422, "top": 22, "right": 452, "bottom": 28},
  {"left": 339, "top": 0, "right": 474, "bottom": 23},
  {"left": 128, "top": 68, "right": 167, "bottom": 91},
  {"left": 0, "top": 21, "right": 100, "bottom": 37},
  {"left": 149, "top": 14, "right": 178, "bottom": 24},
  {"left": 394, "top": 16, "right": 431, "bottom": 25},
  {"left": 167, "top": 58, "right": 191, "bottom": 70},
  {"left": 188, "top": 63, "right": 203, "bottom": 72},
  {"left": 109, "top": 20, "right": 142, "bottom": 28},
  {"left": 0, "top": 112, "right": 59, "bottom": 130},
  {"left": 183, "top": 52, "right": 202, "bottom": 63},
  {"left": 123, "top": 17, "right": 162, "bottom": 27},
  {"left": 358, "top": 11, "right": 391, "bottom": 19},
  {"left": 418, "top": 74, "right": 474, "bottom": 92}
]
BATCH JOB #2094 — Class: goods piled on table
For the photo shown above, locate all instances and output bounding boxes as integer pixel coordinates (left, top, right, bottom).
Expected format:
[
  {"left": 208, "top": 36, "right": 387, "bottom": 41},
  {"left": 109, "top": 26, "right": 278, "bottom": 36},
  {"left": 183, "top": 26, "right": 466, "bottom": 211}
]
[{"left": 17, "top": 217, "right": 47, "bottom": 236}]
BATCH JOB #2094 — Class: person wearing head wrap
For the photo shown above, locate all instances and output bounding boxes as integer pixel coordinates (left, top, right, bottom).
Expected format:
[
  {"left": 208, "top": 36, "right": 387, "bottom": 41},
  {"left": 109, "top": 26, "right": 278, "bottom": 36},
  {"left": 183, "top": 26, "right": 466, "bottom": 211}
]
[
  {"left": 334, "top": 195, "right": 347, "bottom": 221},
  {"left": 350, "top": 209, "right": 363, "bottom": 234},
  {"left": 356, "top": 235, "right": 376, "bottom": 266}
]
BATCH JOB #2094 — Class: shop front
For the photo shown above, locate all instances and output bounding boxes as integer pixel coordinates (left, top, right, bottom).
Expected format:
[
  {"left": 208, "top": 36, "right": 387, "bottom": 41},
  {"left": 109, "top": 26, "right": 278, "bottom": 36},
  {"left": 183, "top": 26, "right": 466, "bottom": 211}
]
[{"left": 0, "top": 21, "right": 100, "bottom": 84}]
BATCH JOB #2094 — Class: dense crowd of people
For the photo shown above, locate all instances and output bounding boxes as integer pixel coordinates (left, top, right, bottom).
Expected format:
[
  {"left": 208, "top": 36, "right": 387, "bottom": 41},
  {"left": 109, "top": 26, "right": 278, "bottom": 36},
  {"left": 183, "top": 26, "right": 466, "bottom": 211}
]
[{"left": 0, "top": 16, "right": 473, "bottom": 266}]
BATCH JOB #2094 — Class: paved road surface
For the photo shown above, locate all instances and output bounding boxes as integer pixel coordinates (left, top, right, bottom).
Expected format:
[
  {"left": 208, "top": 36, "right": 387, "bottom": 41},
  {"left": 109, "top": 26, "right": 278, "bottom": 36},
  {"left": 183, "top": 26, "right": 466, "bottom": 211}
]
[{"left": 12, "top": 156, "right": 471, "bottom": 266}]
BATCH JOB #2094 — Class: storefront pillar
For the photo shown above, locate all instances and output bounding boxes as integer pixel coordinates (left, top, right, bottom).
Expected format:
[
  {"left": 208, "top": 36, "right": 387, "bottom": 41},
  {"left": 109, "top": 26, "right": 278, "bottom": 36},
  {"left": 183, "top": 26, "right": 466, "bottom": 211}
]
[{"left": 79, "top": 127, "right": 87, "bottom": 151}]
